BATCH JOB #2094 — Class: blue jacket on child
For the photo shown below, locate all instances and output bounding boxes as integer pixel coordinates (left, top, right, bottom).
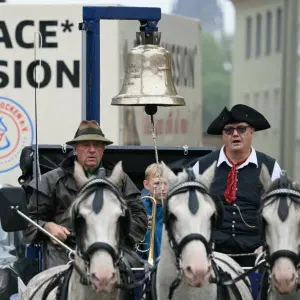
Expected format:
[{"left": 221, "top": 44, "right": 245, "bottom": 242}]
[{"left": 138, "top": 188, "right": 163, "bottom": 262}]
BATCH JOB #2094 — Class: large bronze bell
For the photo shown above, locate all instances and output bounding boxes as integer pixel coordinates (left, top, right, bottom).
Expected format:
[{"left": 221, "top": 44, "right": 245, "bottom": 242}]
[{"left": 111, "top": 31, "right": 185, "bottom": 109}]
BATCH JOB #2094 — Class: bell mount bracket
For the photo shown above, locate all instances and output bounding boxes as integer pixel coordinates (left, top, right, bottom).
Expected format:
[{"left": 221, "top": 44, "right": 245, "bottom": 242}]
[{"left": 78, "top": 6, "right": 161, "bottom": 124}]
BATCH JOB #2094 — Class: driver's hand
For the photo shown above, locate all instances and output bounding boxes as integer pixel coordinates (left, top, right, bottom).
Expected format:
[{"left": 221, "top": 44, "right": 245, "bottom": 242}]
[{"left": 44, "top": 222, "right": 70, "bottom": 244}]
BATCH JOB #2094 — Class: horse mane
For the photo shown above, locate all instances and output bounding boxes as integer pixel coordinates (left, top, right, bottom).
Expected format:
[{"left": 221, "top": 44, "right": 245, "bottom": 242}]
[
  {"left": 69, "top": 175, "right": 128, "bottom": 220},
  {"left": 175, "top": 168, "right": 210, "bottom": 190},
  {"left": 261, "top": 176, "right": 300, "bottom": 222},
  {"left": 263, "top": 176, "right": 300, "bottom": 197},
  {"left": 169, "top": 167, "right": 218, "bottom": 218},
  {"left": 69, "top": 177, "right": 97, "bottom": 215}
]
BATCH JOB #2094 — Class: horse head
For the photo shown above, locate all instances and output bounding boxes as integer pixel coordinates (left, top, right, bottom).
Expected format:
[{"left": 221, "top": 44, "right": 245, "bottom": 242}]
[
  {"left": 70, "top": 161, "right": 130, "bottom": 293},
  {"left": 260, "top": 164, "right": 300, "bottom": 294},
  {"left": 162, "top": 161, "right": 222, "bottom": 287}
]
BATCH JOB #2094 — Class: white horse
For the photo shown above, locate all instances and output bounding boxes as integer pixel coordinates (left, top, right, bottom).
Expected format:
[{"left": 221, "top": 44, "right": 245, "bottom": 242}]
[
  {"left": 20, "top": 161, "right": 135, "bottom": 300},
  {"left": 155, "top": 161, "right": 253, "bottom": 300},
  {"left": 259, "top": 165, "right": 300, "bottom": 300}
]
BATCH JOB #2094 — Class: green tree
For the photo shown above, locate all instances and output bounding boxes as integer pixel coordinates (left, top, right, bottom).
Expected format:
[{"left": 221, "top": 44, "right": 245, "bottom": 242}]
[{"left": 202, "top": 32, "right": 232, "bottom": 132}]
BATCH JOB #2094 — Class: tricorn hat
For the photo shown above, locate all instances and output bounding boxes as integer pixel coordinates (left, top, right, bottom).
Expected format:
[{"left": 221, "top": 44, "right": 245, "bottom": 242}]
[
  {"left": 66, "top": 120, "right": 113, "bottom": 145},
  {"left": 207, "top": 104, "right": 271, "bottom": 135}
]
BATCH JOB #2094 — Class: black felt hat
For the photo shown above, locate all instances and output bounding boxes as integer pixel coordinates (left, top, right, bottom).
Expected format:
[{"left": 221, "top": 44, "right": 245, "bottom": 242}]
[{"left": 207, "top": 104, "right": 271, "bottom": 135}]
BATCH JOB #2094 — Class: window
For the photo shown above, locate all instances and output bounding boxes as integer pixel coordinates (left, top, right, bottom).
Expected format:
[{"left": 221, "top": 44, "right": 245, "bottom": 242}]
[
  {"left": 244, "top": 93, "right": 250, "bottom": 106},
  {"left": 251, "top": 92, "right": 259, "bottom": 119},
  {"left": 276, "top": 8, "right": 282, "bottom": 52},
  {"left": 263, "top": 90, "right": 269, "bottom": 135},
  {"left": 274, "top": 88, "right": 281, "bottom": 133},
  {"left": 246, "top": 17, "right": 252, "bottom": 59},
  {"left": 253, "top": 92, "right": 260, "bottom": 111},
  {"left": 256, "top": 14, "right": 262, "bottom": 57},
  {"left": 266, "top": 11, "right": 272, "bottom": 55}
]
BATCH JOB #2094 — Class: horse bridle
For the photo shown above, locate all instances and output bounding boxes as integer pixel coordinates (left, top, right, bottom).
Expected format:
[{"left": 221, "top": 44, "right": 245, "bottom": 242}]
[
  {"left": 258, "top": 175, "right": 300, "bottom": 299},
  {"left": 260, "top": 188, "right": 300, "bottom": 270},
  {"left": 71, "top": 175, "right": 129, "bottom": 284},
  {"left": 164, "top": 169, "right": 223, "bottom": 299}
]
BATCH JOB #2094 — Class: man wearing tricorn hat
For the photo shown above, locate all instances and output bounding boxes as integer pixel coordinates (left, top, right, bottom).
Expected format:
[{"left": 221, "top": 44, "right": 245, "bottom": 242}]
[
  {"left": 197, "top": 104, "right": 282, "bottom": 266},
  {"left": 23, "top": 120, "right": 148, "bottom": 269}
]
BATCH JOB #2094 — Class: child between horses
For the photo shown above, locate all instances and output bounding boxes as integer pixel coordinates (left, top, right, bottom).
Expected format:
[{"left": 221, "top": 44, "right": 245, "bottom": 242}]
[{"left": 138, "top": 163, "right": 168, "bottom": 262}]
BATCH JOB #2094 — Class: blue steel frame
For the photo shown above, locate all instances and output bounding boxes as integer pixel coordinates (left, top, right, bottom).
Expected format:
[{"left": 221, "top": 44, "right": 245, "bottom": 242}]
[{"left": 79, "top": 6, "right": 161, "bottom": 124}]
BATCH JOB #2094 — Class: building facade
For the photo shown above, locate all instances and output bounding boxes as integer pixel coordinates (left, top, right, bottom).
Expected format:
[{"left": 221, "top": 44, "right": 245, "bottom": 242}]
[{"left": 230, "top": 0, "right": 300, "bottom": 178}]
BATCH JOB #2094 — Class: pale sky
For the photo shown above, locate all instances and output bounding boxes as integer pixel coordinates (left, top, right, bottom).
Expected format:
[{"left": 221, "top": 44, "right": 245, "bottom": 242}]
[{"left": 5, "top": 0, "right": 235, "bottom": 34}]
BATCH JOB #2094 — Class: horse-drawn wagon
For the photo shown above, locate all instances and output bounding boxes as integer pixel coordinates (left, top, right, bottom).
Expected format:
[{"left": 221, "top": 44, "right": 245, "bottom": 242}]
[
  {"left": 0, "top": 144, "right": 265, "bottom": 300},
  {"left": 2, "top": 3, "right": 296, "bottom": 299}
]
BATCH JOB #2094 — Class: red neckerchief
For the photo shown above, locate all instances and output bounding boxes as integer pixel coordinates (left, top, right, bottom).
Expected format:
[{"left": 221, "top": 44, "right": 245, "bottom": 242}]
[{"left": 224, "top": 152, "right": 250, "bottom": 204}]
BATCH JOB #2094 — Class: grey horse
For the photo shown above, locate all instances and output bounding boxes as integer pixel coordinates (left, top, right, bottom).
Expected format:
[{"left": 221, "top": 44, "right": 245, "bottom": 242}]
[
  {"left": 258, "top": 165, "right": 300, "bottom": 300},
  {"left": 20, "top": 161, "right": 135, "bottom": 300},
  {"left": 156, "top": 162, "right": 254, "bottom": 300}
]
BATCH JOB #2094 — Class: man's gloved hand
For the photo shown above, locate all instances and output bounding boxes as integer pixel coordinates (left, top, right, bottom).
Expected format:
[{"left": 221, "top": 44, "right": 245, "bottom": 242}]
[{"left": 44, "top": 222, "right": 70, "bottom": 245}]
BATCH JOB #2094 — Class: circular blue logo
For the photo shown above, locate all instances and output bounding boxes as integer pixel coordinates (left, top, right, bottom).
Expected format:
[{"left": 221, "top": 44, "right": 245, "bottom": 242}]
[{"left": 0, "top": 97, "right": 34, "bottom": 173}]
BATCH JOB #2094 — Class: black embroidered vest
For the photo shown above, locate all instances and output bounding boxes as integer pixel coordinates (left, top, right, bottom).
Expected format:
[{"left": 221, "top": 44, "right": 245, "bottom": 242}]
[{"left": 198, "top": 150, "right": 275, "bottom": 253}]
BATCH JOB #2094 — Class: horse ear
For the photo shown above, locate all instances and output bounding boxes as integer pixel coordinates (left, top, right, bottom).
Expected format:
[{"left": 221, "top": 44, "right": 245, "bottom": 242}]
[
  {"left": 292, "top": 180, "right": 300, "bottom": 191},
  {"left": 260, "top": 163, "right": 272, "bottom": 191},
  {"left": 73, "top": 161, "right": 89, "bottom": 189},
  {"left": 200, "top": 161, "right": 217, "bottom": 189},
  {"left": 161, "top": 161, "right": 177, "bottom": 188},
  {"left": 108, "top": 161, "right": 124, "bottom": 185}
]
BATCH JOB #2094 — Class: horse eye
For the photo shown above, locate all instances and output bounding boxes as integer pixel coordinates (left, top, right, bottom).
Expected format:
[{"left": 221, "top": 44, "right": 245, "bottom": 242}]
[
  {"left": 76, "top": 215, "right": 86, "bottom": 230},
  {"left": 169, "top": 213, "right": 177, "bottom": 222},
  {"left": 262, "top": 217, "right": 268, "bottom": 226}
]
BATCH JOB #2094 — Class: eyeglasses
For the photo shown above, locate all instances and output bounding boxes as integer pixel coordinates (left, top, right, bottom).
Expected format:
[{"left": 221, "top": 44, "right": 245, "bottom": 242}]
[{"left": 223, "top": 125, "right": 251, "bottom": 135}]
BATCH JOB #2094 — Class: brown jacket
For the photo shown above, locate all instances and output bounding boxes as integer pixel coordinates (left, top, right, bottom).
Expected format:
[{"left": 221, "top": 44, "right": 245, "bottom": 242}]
[{"left": 23, "top": 156, "right": 147, "bottom": 268}]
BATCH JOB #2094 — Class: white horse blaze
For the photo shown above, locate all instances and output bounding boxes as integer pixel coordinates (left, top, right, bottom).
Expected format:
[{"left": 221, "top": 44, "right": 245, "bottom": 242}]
[
  {"left": 272, "top": 258, "right": 297, "bottom": 294},
  {"left": 90, "top": 251, "right": 117, "bottom": 292},
  {"left": 181, "top": 240, "right": 211, "bottom": 286}
]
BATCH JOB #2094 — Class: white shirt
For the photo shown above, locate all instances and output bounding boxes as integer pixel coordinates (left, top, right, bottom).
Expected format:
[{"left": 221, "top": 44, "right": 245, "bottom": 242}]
[{"left": 193, "top": 146, "right": 282, "bottom": 182}]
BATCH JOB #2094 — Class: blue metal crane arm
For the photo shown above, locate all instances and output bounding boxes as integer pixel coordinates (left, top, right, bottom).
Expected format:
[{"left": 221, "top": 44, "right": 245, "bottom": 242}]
[
  {"left": 79, "top": 6, "right": 162, "bottom": 124},
  {"left": 83, "top": 6, "right": 161, "bottom": 21}
]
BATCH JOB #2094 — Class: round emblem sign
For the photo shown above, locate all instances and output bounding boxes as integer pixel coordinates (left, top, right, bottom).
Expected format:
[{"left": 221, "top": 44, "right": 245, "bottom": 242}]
[{"left": 0, "top": 97, "right": 34, "bottom": 173}]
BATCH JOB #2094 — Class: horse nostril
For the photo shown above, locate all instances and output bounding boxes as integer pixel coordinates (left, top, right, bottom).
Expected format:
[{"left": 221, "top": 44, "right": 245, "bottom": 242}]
[
  {"left": 91, "top": 271, "right": 116, "bottom": 284},
  {"left": 91, "top": 273, "right": 100, "bottom": 282},
  {"left": 184, "top": 265, "right": 194, "bottom": 277},
  {"left": 110, "top": 271, "right": 116, "bottom": 282}
]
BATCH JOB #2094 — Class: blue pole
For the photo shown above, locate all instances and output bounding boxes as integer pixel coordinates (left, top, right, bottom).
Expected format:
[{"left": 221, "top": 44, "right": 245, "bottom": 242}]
[{"left": 85, "top": 21, "right": 100, "bottom": 122}]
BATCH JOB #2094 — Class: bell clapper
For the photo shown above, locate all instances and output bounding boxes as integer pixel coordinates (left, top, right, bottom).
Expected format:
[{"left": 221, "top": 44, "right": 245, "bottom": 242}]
[{"left": 145, "top": 104, "right": 158, "bottom": 116}]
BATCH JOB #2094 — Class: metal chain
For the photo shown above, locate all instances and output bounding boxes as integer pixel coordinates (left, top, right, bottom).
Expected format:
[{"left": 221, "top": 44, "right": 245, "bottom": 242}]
[{"left": 150, "top": 115, "right": 164, "bottom": 205}]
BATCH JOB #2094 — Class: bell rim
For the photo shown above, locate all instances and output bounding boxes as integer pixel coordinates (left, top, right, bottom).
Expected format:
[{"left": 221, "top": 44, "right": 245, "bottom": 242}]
[{"left": 111, "top": 96, "right": 186, "bottom": 106}]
